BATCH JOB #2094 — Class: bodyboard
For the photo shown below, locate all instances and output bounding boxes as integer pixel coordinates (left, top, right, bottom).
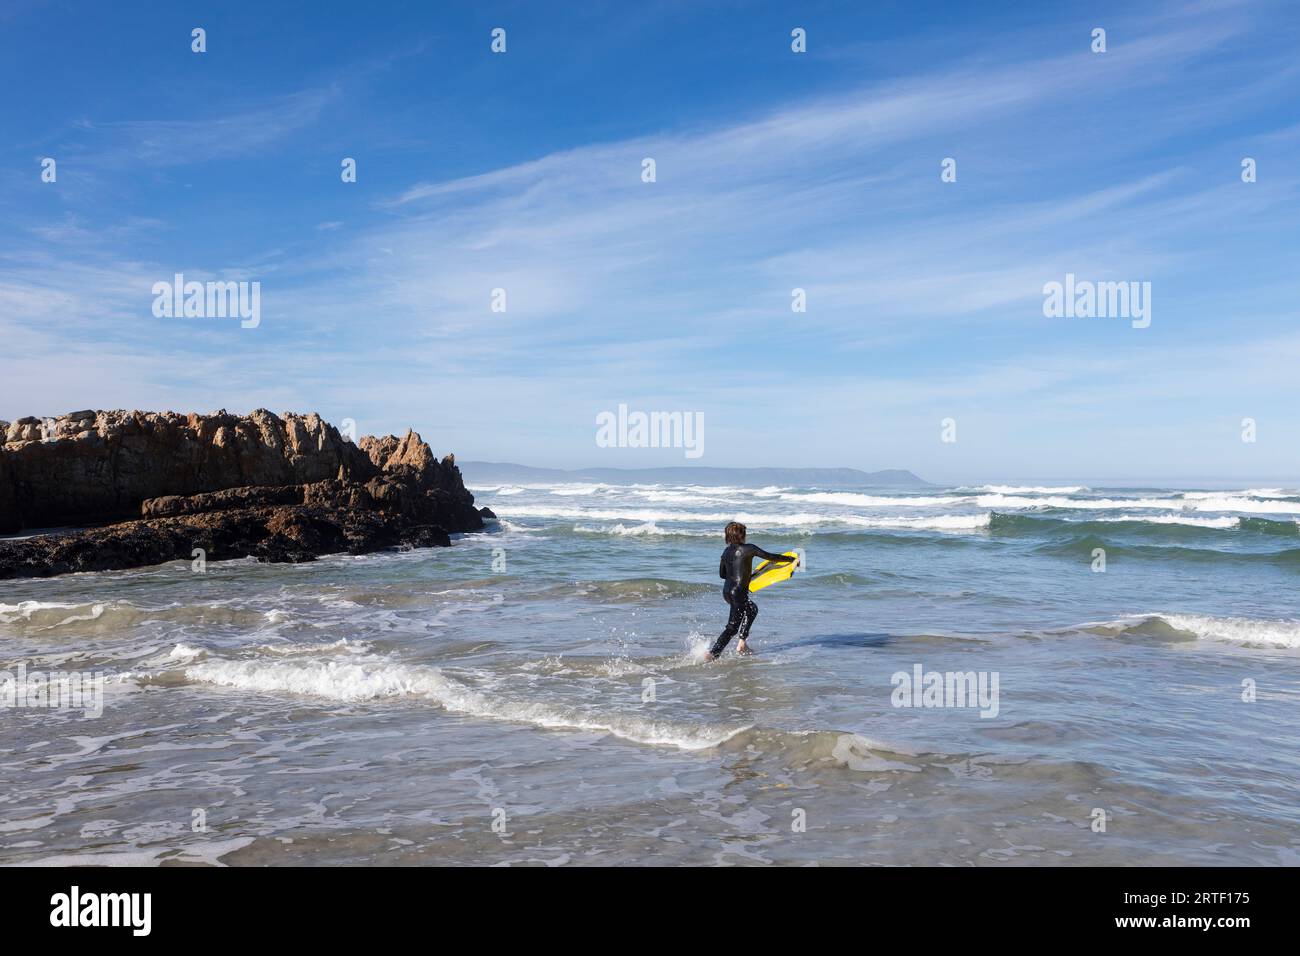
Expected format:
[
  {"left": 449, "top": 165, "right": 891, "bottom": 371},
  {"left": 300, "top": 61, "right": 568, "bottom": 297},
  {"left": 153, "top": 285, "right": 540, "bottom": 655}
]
[{"left": 748, "top": 551, "right": 801, "bottom": 593}]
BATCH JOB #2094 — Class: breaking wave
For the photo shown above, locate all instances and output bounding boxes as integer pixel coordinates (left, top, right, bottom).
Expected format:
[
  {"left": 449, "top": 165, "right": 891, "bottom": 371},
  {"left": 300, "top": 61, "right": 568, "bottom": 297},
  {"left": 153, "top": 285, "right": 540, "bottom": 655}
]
[
  {"left": 989, "top": 512, "right": 1298, "bottom": 538},
  {"left": 959, "top": 484, "right": 1090, "bottom": 494},
  {"left": 1079, "top": 613, "right": 1300, "bottom": 649},
  {"left": 180, "top": 652, "right": 749, "bottom": 750}
]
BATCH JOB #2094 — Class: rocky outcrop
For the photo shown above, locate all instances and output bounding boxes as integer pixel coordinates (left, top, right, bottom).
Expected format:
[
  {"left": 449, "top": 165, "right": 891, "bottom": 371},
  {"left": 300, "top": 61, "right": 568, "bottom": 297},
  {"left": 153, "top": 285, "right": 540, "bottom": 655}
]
[
  {"left": 0, "top": 409, "right": 493, "bottom": 579},
  {"left": 0, "top": 409, "right": 377, "bottom": 532}
]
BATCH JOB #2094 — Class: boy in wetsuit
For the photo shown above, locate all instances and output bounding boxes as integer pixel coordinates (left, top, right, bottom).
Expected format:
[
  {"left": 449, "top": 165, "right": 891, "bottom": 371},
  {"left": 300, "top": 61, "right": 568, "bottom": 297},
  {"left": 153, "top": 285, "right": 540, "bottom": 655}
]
[{"left": 705, "top": 521, "right": 794, "bottom": 661}]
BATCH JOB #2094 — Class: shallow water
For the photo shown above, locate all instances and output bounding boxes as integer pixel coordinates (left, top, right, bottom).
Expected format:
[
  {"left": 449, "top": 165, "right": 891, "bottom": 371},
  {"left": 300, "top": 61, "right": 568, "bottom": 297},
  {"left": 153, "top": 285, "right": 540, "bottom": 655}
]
[{"left": 2, "top": 481, "right": 1299, "bottom": 865}]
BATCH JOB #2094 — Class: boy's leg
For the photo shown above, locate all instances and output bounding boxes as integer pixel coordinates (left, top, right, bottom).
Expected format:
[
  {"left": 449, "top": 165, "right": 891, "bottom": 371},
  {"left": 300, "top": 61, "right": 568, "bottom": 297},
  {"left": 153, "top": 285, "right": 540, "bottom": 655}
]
[
  {"left": 736, "top": 599, "right": 759, "bottom": 654},
  {"left": 738, "top": 599, "right": 758, "bottom": 638},
  {"left": 709, "top": 597, "right": 745, "bottom": 658}
]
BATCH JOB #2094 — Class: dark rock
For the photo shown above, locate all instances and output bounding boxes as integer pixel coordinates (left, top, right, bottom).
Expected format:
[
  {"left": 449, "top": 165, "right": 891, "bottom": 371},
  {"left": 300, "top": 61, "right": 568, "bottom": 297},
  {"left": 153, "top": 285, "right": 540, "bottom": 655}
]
[
  {"left": 0, "top": 410, "right": 483, "bottom": 579},
  {"left": 0, "top": 408, "right": 377, "bottom": 532},
  {"left": 142, "top": 484, "right": 306, "bottom": 518}
]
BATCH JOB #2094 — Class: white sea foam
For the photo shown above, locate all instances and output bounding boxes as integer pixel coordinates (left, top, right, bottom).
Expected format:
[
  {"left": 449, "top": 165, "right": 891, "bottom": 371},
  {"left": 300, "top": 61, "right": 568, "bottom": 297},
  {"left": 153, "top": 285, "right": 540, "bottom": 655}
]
[
  {"left": 779, "top": 492, "right": 964, "bottom": 508},
  {"left": 493, "top": 504, "right": 732, "bottom": 523},
  {"left": 0, "top": 601, "right": 77, "bottom": 617},
  {"left": 1088, "top": 613, "right": 1300, "bottom": 649},
  {"left": 830, "top": 734, "right": 924, "bottom": 772},
  {"left": 1155, "top": 613, "right": 1300, "bottom": 648},
  {"left": 17, "top": 836, "right": 257, "bottom": 868},
  {"left": 1166, "top": 495, "right": 1300, "bottom": 515},
  {"left": 490, "top": 485, "right": 1300, "bottom": 519},
  {"left": 183, "top": 655, "right": 748, "bottom": 750},
  {"left": 500, "top": 504, "right": 993, "bottom": 533},
  {"left": 546, "top": 484, "right": 608, "bottom": 496},
  {"left": 0, "top": 601, "right": 106, "bottom": 626},
  {"left": 1182, "top": 489, "right": 1294, "bottom": 500},
  {"left": 0, "top": 600, "right": 107, "bottom": 632},
  {"left": 253, "top": 637, "right": 370, "bottom": 657},
  {"left": 495, "top": 519, "right": 536, "bottom": 533},
  {"left": 474, "top": 482, "right": 799, "bottom": 507},
  {"left": 573, "top": 521, "right": 712, "bottom": 537},
  {"left": 974, "top": 494, "right": 1300, "bottom": 514},
  {"left": 960, "top": 484, "right": 1089, "bottom": 494},
  {"left": 469, "top": 481, "right": 611, "bottom": 496}
]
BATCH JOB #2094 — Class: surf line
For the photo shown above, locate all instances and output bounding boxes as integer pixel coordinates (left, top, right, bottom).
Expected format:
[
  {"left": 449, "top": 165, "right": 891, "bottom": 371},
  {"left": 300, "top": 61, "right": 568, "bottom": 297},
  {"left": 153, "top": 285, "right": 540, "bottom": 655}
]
[{"left": 891, "top": 664, "right": 999, "bottom": 719}]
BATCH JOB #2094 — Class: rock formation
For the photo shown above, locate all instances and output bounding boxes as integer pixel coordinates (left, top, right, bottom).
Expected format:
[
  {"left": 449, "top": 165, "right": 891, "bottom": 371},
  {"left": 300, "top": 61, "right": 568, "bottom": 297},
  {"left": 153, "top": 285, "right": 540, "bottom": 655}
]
[{"left": 0, "top": 409, "right": 495, "bottom": 579}]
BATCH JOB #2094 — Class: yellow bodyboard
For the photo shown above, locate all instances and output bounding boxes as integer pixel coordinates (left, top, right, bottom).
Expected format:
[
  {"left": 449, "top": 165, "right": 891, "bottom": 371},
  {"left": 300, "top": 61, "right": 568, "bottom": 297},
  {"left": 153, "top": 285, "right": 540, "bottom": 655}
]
[{"left": 748, "top": 551, "right": 801, "bottom": 593}]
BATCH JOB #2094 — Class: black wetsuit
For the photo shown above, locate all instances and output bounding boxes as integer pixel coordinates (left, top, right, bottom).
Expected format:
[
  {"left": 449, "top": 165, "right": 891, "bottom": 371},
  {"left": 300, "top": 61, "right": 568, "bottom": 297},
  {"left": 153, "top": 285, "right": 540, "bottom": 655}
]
[{"left": 710, "top": 543, "right": 791, "bottom": 657}]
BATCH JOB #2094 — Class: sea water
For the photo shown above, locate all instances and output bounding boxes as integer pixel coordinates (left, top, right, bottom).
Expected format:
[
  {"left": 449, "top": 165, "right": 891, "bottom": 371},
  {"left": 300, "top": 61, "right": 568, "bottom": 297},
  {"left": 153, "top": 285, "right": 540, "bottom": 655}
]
[{"left": 2, "top": 481, "right": 1298, "bottom": 865}]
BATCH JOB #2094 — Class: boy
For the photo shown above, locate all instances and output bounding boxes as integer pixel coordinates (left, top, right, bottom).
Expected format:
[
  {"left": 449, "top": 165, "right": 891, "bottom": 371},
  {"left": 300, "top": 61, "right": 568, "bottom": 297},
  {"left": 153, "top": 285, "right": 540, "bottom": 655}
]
[{"left": 705, "top": 521, "right": 794, "bottom": 661}]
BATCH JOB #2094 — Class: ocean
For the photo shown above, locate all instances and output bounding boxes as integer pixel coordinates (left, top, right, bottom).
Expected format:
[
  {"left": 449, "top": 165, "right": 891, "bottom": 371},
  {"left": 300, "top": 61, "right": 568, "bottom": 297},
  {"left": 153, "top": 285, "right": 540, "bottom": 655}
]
[{"left": 2, "top": 480, "right": 1298, "bottom": 866}]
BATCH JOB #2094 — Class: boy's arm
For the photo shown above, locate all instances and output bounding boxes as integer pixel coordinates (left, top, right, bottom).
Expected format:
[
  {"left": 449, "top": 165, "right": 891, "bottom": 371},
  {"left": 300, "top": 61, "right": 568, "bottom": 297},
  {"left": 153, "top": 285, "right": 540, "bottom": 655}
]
[
  {"left": 752, "top": 546, "right": 793, "bottom": 563},
  {"left": 719, "top": 557, "right": 727, "bottom": 578}
]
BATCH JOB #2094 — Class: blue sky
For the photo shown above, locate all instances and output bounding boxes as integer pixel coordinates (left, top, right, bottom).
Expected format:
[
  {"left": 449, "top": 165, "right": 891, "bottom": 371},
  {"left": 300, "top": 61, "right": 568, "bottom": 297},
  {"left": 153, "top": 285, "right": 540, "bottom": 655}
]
[{"left": 2, "top": 0, "right": 1298, "bottom": 482}]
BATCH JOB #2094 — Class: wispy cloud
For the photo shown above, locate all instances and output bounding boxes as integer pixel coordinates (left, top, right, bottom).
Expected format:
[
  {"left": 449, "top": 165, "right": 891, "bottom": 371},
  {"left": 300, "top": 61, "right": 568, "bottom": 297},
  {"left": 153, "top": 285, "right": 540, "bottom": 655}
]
[
  {"left": 52, "top": 88, "right": 335, "bottom": 171},
  {"left": 2, "top": 0, "right": 1297, "bottom": 478}
]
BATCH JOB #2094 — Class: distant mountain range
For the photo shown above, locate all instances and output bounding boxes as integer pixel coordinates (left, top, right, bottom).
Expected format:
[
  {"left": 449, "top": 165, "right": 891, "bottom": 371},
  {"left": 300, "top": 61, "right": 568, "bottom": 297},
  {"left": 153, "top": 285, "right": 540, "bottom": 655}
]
[{"left": 459, "top": 462, "right": 929, "bottom": 488}]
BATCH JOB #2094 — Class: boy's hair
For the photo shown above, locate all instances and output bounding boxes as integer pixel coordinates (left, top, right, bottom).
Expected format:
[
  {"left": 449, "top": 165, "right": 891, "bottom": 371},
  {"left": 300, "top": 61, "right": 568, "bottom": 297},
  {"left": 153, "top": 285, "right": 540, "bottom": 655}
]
[{"left": 724, "top": 521, "right": 747, "bottom": 545}]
